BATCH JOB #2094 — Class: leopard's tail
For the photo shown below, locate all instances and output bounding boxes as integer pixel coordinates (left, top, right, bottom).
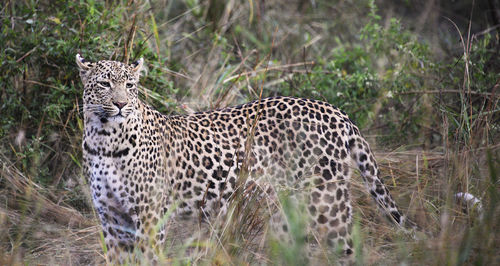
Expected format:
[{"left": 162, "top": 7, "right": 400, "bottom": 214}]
[{"left": 348, "top": 124, "right": 414, "bottom": 229}]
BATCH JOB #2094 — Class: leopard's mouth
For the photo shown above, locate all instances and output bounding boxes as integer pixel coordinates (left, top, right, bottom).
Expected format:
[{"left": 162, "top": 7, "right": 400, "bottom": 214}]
[
  {"left": 107, "top": 113, "right": 127, "bottom": 120},
  {"left": 104, "top": 107, "right": 129, "bottom": 118},
  {"left": 107, "top": 109, "right": 132, "bottom": 121},
  {"left": 111, "top": 111, "right": 125, "bottom": 118}
]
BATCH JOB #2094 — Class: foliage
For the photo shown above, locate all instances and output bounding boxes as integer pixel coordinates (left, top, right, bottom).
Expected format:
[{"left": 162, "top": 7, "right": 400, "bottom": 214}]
[
  {"left": 273, "top": 3, "right": 435, "bottom": 136},
  {"left": 0, "top": 0, "right": 177, "bottom": 186}
]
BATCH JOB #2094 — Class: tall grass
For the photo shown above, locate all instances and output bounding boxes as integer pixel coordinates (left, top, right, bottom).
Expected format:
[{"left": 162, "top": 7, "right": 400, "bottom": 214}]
[{"left": 0, "top": 0, "right": 498, "bottom": 265}]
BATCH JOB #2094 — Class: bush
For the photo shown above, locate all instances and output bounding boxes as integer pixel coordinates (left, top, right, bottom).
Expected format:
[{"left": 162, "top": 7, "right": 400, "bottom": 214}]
[{"left": 0, "top": 0, "right": 177, "bottom": 186}]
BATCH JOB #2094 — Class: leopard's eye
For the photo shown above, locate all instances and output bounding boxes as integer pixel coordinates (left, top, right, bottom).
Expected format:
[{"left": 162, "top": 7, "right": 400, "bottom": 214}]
[
  {"left": 98, "top": 81, "right": 111, "bottom": 88},
  {"left": 126, "top": 83, "right": 134, "bottom": 88}
]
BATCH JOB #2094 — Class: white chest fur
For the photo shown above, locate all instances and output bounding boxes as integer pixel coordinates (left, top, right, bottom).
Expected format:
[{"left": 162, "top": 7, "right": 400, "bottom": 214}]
[{"left": 83, "top": 120, "right": 137, "bottom": 210}]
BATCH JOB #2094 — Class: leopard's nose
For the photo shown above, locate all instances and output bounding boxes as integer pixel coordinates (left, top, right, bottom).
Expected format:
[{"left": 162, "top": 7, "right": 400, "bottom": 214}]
[{"left": 113, "top": 101, "right": 127, "bottom": 109}]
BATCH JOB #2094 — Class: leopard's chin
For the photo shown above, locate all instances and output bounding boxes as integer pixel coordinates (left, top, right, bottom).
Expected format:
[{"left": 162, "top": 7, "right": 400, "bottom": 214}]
[
  {"left": 98, "top": 112, "right": 129, "bottom": 124},
  {"left": 107, "top": 114, "right": 128, "bottom": 123}
]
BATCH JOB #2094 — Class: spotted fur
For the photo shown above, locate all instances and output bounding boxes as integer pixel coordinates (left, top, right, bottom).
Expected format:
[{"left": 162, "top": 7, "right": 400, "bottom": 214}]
[{"left": 77, "top": 55, "right": 409, "bottom": 263}]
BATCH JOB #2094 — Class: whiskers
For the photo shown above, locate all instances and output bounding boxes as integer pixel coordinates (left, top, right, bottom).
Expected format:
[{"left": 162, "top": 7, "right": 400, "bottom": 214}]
[
  {"left": 81, "top": 104, "right": 116, "bottom": 118},
  {"left": 81, "top": 103, "right": 134, "bottom": 120},
  {"left": 81, "top": 104, "right": 104, "bottom": 115},
  {"left": 102, "top": 105, "right": 118, "bottom": 115}
]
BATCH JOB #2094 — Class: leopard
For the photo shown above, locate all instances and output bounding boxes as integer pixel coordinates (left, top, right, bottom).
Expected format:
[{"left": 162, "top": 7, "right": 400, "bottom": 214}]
[{"left": 76, "top": 54, "right": 412, "bottom": 264}]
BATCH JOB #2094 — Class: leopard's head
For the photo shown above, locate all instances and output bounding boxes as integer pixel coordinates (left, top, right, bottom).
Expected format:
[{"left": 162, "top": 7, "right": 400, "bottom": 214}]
[{"left": 76, "top": 54, "right": 143, "bottom": 123}]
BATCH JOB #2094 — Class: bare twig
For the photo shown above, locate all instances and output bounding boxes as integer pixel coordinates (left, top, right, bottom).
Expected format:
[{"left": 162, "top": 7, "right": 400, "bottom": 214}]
[
  {"left": 123, "top": 13, "right": 137, "bottom": 64},
  {"left": 24, "top": 80, "right": 60, "bottom": 90},
  {"left": 396, "top": 89, "right": 498, "bottom": 98},
  {"left": 222, "top": 61, "right": 315, "bottom": 84},
  {"left": 16, "top": 46, "right": 37, "bottom": 63}
]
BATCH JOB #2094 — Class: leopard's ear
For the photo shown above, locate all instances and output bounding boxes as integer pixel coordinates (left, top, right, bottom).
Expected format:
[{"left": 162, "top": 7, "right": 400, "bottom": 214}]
[
  {"left": 76, "top": 54, "right": 92, "bottom": 72},
  {"left": 130, "top": 58, "right": 144, "bottom": 75}
]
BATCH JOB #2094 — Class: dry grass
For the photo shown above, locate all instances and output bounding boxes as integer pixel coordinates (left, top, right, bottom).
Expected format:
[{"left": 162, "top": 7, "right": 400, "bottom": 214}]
[{"left": 1, "top": 144, "right": 498, "bottom": 265}]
